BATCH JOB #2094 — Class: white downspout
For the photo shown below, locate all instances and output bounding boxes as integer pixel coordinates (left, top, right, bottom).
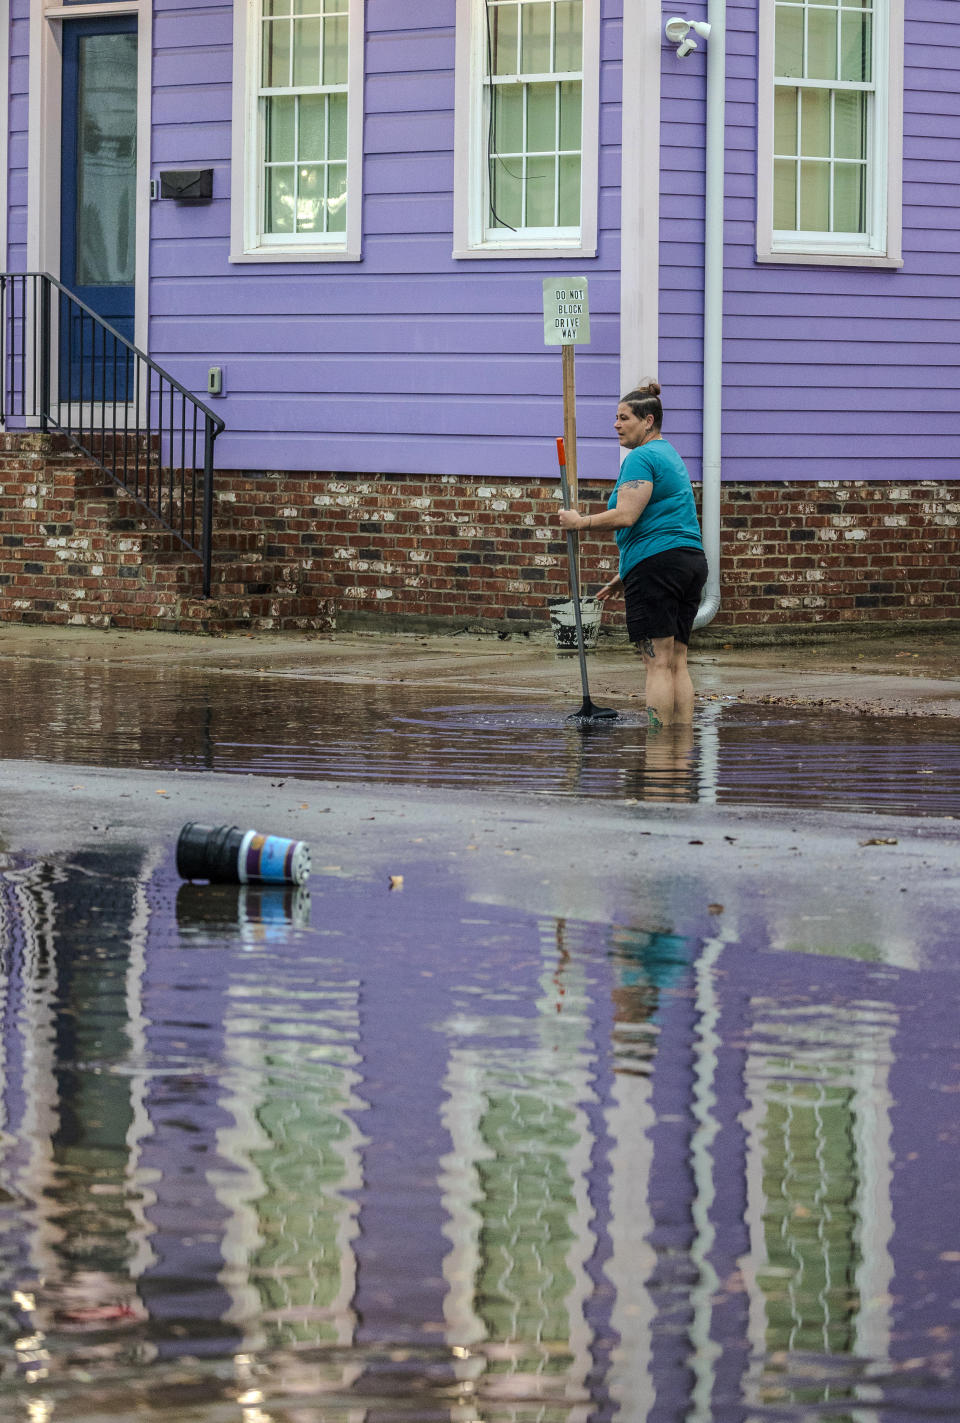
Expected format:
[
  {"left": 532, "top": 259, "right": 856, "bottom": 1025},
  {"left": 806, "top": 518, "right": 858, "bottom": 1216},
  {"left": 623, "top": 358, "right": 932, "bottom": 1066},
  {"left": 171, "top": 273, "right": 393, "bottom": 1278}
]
[{"left": 693, "top": 0, "right": 725, "bottom": 628}]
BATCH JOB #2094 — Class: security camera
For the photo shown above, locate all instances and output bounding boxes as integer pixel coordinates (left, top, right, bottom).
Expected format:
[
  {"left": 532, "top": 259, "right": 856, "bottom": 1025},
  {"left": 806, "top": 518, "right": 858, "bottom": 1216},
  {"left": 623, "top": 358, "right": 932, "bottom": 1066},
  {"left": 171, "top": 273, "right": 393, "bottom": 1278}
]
[{"left": 664, "top": 16, "right": 711, "bottom": 56}]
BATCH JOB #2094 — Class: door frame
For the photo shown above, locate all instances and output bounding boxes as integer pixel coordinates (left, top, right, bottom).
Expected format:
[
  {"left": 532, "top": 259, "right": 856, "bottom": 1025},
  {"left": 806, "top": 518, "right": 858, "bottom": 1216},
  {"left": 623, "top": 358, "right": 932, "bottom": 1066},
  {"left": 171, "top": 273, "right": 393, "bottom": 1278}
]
[{"left": 28, "top": 0, "right": 151, "bottom": 357}]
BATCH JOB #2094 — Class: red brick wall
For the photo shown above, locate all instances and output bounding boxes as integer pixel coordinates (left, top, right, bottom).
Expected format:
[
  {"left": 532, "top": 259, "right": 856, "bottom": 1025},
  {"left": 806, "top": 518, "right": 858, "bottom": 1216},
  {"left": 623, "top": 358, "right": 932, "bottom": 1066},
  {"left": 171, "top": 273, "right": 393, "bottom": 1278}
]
[
  {"left": 1, "top": 435, "right": 958, "bottom": 635},
  {"left": 230, "top": 470, "right": 959, "bottom": 632}
]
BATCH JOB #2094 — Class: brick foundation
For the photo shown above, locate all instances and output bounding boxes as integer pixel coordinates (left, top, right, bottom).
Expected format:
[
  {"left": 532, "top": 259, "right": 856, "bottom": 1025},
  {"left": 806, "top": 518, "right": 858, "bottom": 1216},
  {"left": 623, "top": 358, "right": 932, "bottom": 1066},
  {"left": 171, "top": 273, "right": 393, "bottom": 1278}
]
[{"left": 1, "top": 434, "right": 957, "bottom": 637}]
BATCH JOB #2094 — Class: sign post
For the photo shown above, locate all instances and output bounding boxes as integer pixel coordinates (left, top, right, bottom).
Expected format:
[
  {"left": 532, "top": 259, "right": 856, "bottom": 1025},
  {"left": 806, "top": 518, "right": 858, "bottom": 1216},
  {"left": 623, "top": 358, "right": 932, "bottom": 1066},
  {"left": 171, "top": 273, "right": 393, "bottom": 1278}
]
[{"left": 543, "top": 277, "right": 591, "bottom": 570}]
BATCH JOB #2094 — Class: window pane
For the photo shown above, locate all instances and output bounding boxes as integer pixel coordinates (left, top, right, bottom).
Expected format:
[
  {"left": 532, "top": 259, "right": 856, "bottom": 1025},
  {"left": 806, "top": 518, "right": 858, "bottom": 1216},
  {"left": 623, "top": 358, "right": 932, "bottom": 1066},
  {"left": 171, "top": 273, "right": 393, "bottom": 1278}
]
[
  {"left": 774, "top": 157, "right": 798, "bottom": 227},
  {"left": 298, "top": 94, "right": 325, "bottom": 160},
  {"left": 296, "top": 166, "right": 324, "bottom": 231},
  {"left": 328, "top": 92, "right": 348, "bottom": 159},
  {"left": 774, "top": 86, "right": 799, "bottom": 153},
  {"left": 490, "top": 160, "right": 523, "bottom": 228},
  {"left": 323, "top": 14, "right": 348, "bottom": 84},
  {"left": 264, "top": 0, "right": 290, "bottom": 15},
  {"left": 558, "top": 79, "right": 581, "bottom": 149},
  {"left": 558, "top": 152, "right": 580, "bottom": 224},
  {"left": 292, "top": 17, "right": 321, "bottom": 86},
  {"left": 266, "top": 167, "right": 295, "bottom": 232},
  {"left": 834, "top": 89, "right": 866, "bottom": 160},
  {"left": 327, "top": 164, "right": 347, "bottom": 232},
  {"left": 521, "top": 2, "right": 551, "bottom": 74},
  {"left": 262, "top": 18, "right": 291, "bottom": 87},
  {"left": 326, "top": 0, "right": 348, "bottom": 12},
  {"left": 840, "top": 10, "right": 871, "bottom": 82},
  {"left": 807, "top": 7, "right": 838, "bottom": 80},
  {"left": 76, "top": 33, "right": 137, "bottom": 287},
  {"left": 800, "top": 88, "right": 830, "bottom": 157},
  {"left": 493, "top": 85, "right": 523, "bottom": 153},
  {"left": 526, "top": 82, "right": 556, "bottom": 153},
  {"left": 554, "top": 1, "right": 582, "bottom": 72},
  {"left": 265, "top": 95, "right": 296, "bottom": 161},
  {"left": 775, "top": 5, "right": 803, "bottom": 78},
  {"left": 525, "top": 153, "right": 556, "bottom": 224},
  {"left": 834, "top": 162, "right": 866, "bottom": 231},
  {"left": 799, "top": 159, "right": 830, "bottom": 229},
  {"left": 491, "top": 3, "right": 519, "bottom": 76}
]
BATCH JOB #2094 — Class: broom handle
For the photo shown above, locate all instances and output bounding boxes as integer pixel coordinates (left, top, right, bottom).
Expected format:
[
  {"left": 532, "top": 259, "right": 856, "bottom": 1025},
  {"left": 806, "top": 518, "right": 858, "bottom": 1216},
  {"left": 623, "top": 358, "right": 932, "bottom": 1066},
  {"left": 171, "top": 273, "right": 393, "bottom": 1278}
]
[{"left": 556, "top": 438, "right": 591, "bottom": 700}]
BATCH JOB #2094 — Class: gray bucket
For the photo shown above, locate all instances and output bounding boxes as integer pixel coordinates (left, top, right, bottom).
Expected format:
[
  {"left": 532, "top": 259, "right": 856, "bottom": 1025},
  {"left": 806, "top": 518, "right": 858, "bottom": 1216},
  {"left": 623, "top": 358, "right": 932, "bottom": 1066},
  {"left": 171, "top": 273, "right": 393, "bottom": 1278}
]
[{"left": 548, "top": 596, "right": 603, "bottom": 651}]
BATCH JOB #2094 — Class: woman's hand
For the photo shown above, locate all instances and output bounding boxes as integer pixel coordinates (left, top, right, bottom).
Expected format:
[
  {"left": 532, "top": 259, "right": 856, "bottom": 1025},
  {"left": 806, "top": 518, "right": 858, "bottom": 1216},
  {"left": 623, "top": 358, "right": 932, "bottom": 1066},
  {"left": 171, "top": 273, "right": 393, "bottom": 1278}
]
[
  {"left": 595, "top": 576, "right": 622, "bottom": 603},
  {"left": 558, "top": 507, "right": 585, "bottom": 531}
]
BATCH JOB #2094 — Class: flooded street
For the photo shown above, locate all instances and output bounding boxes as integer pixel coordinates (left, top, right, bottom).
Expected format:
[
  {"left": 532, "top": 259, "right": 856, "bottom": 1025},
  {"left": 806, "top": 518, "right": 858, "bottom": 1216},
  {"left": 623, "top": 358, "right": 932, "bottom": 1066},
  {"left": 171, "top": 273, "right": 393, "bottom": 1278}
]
[
  {"left": 0, "top": 630, "right": 958, "bottom": 1421},
  {"left": 2, "top": 656, "right": 960, "bottom": 815}
]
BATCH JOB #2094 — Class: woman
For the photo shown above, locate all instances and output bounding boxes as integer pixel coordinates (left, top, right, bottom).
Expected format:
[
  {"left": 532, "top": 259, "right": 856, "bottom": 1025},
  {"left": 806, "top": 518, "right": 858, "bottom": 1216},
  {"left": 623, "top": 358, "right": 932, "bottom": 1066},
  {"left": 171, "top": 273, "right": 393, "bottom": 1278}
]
[{"left": 558, "top": 380, "right": 707, "bottom": 730}]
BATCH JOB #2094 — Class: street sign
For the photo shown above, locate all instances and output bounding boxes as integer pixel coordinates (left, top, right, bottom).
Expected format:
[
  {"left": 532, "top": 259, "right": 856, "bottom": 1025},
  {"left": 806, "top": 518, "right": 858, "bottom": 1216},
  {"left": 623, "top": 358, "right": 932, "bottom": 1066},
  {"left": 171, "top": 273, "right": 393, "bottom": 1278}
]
[{"left": 542, "top": 277, "right": 590, "bottom": 345}]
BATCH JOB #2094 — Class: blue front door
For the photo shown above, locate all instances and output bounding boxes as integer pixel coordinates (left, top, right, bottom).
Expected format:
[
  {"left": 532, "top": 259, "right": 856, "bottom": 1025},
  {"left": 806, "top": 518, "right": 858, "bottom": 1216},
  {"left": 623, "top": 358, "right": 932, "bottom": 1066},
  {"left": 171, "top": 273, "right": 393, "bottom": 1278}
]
[{"left": 60, "top": 16, "right": 138, "bottom": 400}]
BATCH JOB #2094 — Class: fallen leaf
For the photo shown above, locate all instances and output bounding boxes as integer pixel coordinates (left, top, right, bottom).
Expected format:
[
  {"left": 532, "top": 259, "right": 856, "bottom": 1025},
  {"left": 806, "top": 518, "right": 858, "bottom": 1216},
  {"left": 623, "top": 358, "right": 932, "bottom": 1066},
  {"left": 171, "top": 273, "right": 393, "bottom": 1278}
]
[
  {"left": 859, "top": 837, "right": 898, "bottom": 846},
  {"left": 708, "top": 903, "right": 724, "bottom": 915},
  {"left": 389, "top": 874, "right": 404, "bottom": 890},
  {"left": 689, "top": 839, "right": 704, "bottom": 845}
]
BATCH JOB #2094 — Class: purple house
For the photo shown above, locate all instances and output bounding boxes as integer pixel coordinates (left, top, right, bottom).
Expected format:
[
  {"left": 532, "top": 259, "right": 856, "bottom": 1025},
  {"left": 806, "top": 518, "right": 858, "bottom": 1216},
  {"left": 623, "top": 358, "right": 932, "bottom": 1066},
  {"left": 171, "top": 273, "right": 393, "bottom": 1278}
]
[{"left": 0, "top": 0, "right": 957, "bottom": 635}]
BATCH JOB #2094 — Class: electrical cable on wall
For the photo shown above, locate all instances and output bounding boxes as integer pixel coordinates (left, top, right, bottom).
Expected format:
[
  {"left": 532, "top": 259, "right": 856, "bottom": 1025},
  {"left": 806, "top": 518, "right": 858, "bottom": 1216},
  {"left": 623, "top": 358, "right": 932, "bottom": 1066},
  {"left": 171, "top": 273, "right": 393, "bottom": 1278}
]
[{"left": 484, "top": 0, "right": 518, "bottom": 230}]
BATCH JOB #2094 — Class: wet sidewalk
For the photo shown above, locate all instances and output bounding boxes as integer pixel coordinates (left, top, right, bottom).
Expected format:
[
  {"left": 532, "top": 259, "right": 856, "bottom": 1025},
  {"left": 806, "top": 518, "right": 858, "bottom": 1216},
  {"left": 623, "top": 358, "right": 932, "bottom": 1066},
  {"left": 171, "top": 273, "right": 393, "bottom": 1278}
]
[{"left": 2, "top": 620, "right": 960, "bottom": 718}]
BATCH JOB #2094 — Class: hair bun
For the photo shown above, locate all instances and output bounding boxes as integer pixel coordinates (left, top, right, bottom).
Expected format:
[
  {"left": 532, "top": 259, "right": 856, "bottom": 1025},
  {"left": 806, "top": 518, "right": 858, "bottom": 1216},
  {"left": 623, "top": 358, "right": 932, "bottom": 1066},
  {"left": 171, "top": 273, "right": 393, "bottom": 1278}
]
[{"left": 634, "top": 378, "right": 661, "bottom": 398}]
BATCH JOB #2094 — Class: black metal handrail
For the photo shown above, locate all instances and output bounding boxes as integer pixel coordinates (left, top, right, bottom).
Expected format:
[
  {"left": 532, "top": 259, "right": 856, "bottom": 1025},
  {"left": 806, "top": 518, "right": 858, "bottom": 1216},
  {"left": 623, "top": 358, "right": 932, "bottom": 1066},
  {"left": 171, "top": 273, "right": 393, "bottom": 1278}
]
[{"left": 0, "top": 272, "right": 225, "bottom": 596}]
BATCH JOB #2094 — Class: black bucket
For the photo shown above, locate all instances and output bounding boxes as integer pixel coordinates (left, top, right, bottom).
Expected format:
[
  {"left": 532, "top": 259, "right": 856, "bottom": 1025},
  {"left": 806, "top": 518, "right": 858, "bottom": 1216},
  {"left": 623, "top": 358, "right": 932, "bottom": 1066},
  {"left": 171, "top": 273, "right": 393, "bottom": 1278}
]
[{"left": 176, "top": 823, "right": 311, "bottom": 886}]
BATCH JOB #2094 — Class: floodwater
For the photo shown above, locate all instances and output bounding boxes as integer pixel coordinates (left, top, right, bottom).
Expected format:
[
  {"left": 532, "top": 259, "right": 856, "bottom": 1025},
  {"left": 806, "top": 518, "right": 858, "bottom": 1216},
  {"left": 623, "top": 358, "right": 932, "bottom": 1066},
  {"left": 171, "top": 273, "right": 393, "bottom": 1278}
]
[
  {"left": 1, "top": 659, "right": 960, "bottom": 816},
  {"left": 1, "top": 836, "right": 959, "bottom": 1423},
  {"left": 1, "top": 651, "right": 959, "bottom": 1420}
]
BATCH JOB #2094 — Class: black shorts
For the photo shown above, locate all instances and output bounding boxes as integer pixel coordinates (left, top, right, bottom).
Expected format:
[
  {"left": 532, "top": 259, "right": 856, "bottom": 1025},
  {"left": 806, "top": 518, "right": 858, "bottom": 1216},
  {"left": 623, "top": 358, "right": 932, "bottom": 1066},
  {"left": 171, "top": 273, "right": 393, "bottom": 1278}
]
[{"left": 622, "top": 547, "right": 708, "bottom": 647}]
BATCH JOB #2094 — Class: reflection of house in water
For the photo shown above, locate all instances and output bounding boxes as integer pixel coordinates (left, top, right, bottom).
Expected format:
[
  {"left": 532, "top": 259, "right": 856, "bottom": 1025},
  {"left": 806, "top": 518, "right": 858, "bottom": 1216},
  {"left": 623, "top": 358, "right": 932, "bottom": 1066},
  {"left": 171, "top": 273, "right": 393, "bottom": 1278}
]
[{"left": 0, "top": 847, "right": 953, "bottom": 1418}]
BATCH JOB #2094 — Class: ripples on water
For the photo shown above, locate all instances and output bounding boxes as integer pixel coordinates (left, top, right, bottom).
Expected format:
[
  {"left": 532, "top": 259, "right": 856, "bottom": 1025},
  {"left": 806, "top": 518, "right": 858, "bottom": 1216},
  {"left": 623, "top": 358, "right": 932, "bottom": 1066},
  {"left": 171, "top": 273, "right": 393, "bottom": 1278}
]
[
  {"left": 0, "top": 846, "right": 958, "bottom": 1420},
  {"left": 2, "top": 661, "right": 960, "bottom": 815}
]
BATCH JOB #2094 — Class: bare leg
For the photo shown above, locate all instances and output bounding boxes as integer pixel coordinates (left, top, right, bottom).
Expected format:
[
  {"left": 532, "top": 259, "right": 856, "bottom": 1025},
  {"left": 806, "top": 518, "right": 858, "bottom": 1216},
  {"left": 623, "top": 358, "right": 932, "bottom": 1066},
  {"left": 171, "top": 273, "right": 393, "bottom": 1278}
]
[
  {"left": 639, "top": 635, "right": 677, "bottom": 729},
  {"left": 671, "top": 641, "right": 695, "bottom": 723}
]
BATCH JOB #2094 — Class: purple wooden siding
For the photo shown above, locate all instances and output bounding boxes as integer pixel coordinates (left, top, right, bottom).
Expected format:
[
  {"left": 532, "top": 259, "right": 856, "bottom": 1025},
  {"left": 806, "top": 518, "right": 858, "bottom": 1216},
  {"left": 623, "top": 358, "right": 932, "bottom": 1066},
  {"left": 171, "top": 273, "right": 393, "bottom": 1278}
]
[
  {"left": 7, "top": 2, "right": 29, "bottom": 267},
  {"left": 8, "top": 2, "right": 958, "bottom": 484},
  {"left": 658, "top": 0, "right": 960, "bottom": 482},
  {"left": 149, "top": 0, "right": 624, "bottom": 479}
]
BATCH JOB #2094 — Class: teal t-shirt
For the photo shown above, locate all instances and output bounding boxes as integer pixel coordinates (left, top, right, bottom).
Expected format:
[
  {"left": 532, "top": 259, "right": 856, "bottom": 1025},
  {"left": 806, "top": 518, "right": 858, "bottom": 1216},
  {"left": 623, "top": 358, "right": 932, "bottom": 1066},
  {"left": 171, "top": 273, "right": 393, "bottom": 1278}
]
[{"left": 608, "top": 438, "right": 703, "bottom": 580}]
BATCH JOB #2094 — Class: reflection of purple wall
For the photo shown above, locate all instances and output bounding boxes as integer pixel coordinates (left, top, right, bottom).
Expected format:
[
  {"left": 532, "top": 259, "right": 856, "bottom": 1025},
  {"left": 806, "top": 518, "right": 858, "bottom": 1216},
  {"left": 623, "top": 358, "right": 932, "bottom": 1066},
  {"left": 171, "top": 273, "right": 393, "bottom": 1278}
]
[
  {"left": 344, "top": 864, "right": 458, "bottom": 1346},
  {"left": 886, "top": 964, "right": 960, "bottom": 1369},
  {"left": 0, "top": 869, "right": 39, "bottom": 1293},
  {"left": 139, "top": 849, "right": 240, "bottom": 1355}
]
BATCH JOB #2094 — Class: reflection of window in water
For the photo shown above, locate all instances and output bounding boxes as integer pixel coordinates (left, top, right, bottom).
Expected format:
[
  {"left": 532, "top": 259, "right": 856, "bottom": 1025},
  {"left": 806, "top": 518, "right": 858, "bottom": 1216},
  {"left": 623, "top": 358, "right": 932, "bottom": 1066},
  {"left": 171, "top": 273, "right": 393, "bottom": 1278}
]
[
  {"left": 440, "top": 918, "right": 595, "bottom": 1387},
  {"left": 741, "top": 999, "right": 896, "bottom": 1411},
  {"left": 216, "top": 986, "right": 364, "bottom": 1350}
]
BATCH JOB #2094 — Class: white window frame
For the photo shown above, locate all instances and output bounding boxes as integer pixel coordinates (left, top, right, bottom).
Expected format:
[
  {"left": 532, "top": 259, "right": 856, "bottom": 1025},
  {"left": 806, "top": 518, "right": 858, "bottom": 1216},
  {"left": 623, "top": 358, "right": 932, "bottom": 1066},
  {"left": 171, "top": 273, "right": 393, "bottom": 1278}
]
[
  {"left": 757, "top": 0, "right": 904, "bottom": 267},
  {"left": 230, "top": 0, "right": 364, "bottom": 264},
  {"left": 453, "top": 0, "right": 600, "bottom": 259}
]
